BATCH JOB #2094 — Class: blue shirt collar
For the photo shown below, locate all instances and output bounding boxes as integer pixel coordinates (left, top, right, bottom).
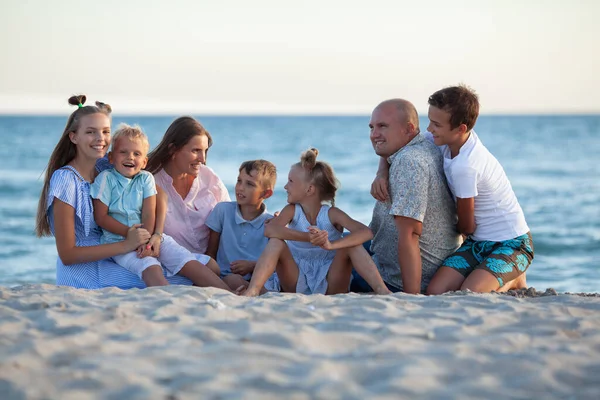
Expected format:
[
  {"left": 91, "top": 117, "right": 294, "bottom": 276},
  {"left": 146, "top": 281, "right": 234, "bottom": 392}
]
[
  {"left": 110, "top": 168, "right": 136, "bottom": 187},
  {"left": 234, "top": 202, "right": 270, "bottom": 228}
]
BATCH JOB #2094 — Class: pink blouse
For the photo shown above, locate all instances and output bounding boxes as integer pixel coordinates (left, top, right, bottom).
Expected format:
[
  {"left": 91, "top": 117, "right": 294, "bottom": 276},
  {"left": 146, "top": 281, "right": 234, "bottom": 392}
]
[{"left": 155, "top": 167, "right": 230, "bottom": 254}]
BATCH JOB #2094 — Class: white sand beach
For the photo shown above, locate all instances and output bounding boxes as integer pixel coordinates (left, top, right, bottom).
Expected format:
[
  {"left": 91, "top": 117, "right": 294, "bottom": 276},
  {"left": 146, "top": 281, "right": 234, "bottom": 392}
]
[{"left": 1, "top": 285, "right": 599, "bottom": 400}]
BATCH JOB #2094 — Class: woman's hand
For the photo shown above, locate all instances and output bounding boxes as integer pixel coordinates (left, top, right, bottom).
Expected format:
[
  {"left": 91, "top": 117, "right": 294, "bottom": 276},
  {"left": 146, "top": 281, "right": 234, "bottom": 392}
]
[
  {"left": 124, "top": 224, "right": 151, "bottom": 252},
  {"left": 137, "top": 234, "right": 161, "bottom": 258}
]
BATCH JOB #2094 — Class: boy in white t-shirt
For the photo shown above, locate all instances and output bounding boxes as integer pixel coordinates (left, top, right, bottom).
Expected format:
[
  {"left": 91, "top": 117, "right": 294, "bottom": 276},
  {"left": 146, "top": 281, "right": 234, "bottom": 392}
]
[{"left": 425, "top": 85, "right": 534, "bottom": 294}]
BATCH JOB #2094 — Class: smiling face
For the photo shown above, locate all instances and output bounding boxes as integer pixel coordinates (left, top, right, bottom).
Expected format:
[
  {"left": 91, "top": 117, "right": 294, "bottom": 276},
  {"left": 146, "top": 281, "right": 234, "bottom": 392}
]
[
  {"left": 427, "top": 105, "right": 466, "bottom": 147},
  {"left": 369, "top": 103, "right": 413, "bottom": 158},
  {"left": 171, "top": 134, "right": 209, "bottom": 176},
  {"left": 109, "top": 137, "right": 148, "bottom": 178},
  {"left": 69, "top": 113, "right": 111, "bottom": 161},
  {"left": 283, "top": 165, "right": 310, "bottom": 204},
  {"left": 235, "top": 168, "right": 267, "bottom": 206}
]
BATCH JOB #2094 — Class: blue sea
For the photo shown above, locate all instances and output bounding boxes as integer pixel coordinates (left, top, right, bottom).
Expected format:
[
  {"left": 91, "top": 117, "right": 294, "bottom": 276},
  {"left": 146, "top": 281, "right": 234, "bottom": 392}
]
[{"left": 0, "top": 115, "right": 598, "bottom": 292}]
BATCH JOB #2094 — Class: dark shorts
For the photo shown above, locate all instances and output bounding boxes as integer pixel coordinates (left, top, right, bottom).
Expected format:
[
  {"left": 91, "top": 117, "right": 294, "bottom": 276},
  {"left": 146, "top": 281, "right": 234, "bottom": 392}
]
[
  {"left": 350, "top": 269, "right": 402, "bottom": 293},
  {"left": 349, "top": 239, "right": 402, "bottom": 293},
  {"left": 441, "top": 232, "right": 534, "bottom": 286}
]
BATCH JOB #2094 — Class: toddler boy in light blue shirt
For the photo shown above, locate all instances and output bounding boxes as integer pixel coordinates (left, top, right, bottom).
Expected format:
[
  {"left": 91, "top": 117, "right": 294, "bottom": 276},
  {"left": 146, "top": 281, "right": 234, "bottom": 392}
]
[
  {"left": 206, "top": 160, "right": 279, "bottom": 292},
  {"left": 91, "top": 124, "right": 221, "bottom": 288}
]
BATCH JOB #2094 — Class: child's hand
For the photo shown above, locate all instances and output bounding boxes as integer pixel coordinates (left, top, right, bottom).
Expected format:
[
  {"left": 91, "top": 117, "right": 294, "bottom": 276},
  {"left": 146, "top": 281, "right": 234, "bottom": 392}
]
[
  {"left": 308, "top": 227, "right": 332, "bottom": 250},
  {"left": 230, "top": 260, "right": 255, "bottom": 276}
]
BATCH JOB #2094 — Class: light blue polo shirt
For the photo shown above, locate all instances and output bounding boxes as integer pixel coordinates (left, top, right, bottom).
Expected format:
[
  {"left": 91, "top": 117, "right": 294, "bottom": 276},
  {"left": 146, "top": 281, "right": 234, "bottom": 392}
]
[
  {"left": 90, "top": 169, "right": 157, "bottom": 244},
  {"left": 205, "top": 201, "right": 273, "bottom": 278}
]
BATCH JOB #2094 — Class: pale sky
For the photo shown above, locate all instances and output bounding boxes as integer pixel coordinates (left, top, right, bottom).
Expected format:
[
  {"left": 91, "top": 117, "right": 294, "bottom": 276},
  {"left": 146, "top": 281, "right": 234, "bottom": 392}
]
[{"left": 1, "top": 0, "right": 598, "bottom": 115}]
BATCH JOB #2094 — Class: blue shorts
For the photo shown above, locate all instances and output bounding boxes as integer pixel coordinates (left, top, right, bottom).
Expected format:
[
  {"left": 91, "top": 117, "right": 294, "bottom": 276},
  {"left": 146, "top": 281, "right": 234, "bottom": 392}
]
[{"left": 441, "top": 232, "right": 534, "bottom": 286}]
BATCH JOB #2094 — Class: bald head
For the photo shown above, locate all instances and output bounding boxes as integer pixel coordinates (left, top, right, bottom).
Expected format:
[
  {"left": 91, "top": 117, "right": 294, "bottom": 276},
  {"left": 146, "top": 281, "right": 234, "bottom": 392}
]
[
  {"left": 370, "top": 98, "right": 421, "bottom": 157},
  {"left": 375, "top": 99, "right": 420, "bottom": 133}
]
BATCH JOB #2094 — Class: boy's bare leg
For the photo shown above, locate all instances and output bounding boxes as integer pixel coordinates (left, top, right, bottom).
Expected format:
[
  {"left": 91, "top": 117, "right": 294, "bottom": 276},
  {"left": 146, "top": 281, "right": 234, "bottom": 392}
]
[
  {"left": 178, "top": 260, "right": 231, "bottom": 291},
  {"left": 460, "top": 269, "right": 501, "bottom": 293},
  {"left": 223, "top": 274, "right": 249, "bottom": 291},
  {"left": 426, "top": 267, "right": 466, "bottom": 295},
  {"left": 347, "top": 245, "right": 391, "bottom": 295},
  {"left": 243, "top": 238, "right": 299, "bottom": 296},
  {"left": 142, "top": 265, "right": 169, "bottom": 287},
  {"left": 497, "top": 272, "right": 527, "bottom": 292}
]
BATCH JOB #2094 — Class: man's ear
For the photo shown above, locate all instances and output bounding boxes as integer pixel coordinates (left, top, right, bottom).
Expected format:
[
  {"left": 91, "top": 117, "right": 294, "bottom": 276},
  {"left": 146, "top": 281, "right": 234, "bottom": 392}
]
[
  {"left": 261, "top": 188, "right": 273, "bottom": 200},
  {"left": 406, "top": 121, "right": 417, "bottom": 135},
  {"left": 457, "top": 124, "right": 468, "bottom": 135}
]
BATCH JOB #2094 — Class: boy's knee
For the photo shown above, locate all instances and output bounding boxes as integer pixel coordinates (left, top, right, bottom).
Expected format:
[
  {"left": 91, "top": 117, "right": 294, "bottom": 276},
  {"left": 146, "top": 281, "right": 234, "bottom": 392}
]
[{"left": 425, "top": 282, "right": 445, "bottom": 296}]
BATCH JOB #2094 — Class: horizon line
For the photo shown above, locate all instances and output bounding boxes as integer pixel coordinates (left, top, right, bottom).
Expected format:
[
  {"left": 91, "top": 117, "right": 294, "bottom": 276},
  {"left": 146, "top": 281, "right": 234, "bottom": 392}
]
[{"left": 1, "top": 111, "right": 599, "bottom": 118}]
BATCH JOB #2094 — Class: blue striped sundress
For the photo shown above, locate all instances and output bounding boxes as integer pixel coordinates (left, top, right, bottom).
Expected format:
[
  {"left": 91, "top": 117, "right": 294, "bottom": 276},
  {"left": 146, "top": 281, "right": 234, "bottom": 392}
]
[
  {"left": 287, "top": 204, "right": 343, "bottom": 295},
  {"left": 47, "top": 162, "right": 193, "bottom": 289}
]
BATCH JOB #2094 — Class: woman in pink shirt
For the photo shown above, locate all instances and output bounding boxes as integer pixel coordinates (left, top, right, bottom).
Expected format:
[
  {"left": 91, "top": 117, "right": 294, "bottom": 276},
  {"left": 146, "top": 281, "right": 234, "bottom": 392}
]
[
  {"left": 97, "top": 116, "right": 231, "bottom": 291},
  {"left": 146, "top": 117, "right": 231, "bottom": 255}
]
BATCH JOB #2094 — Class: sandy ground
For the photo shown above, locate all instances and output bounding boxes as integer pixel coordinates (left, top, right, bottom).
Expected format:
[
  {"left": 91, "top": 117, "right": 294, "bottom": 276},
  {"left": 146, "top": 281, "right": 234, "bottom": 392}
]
[{"left": 1, "top": 284, "right": 599, "bottom": 400}]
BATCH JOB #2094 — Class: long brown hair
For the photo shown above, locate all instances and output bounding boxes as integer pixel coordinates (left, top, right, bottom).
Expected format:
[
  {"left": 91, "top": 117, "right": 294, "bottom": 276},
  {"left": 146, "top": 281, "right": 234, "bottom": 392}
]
[
  {"left": 296, "top": 148, "right": 339, "bottom": 207},
  {"left": 146, "top": 116, "right": 213, "bottom": 174},
  {"left": 35, "top": 95, "right": 112, "bottom": 237}
]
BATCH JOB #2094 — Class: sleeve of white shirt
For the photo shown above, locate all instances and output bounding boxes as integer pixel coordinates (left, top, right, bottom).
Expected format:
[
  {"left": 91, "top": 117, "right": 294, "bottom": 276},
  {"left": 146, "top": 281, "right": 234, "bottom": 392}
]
[{"left": 449, "top": 164, "right": 478, "bottom": 199}]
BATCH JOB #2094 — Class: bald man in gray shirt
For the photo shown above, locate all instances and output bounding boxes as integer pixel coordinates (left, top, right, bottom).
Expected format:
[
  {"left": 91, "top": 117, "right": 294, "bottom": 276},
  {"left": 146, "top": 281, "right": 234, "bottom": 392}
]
[{"left": 364, "top": 99, "right": 461, "bottom": 294}]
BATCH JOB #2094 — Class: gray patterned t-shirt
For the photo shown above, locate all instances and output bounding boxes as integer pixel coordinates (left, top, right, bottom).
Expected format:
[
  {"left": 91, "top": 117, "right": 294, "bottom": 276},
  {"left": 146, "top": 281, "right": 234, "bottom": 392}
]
[{"left": 369, "top": 133, "right": 461, "bottom": 292}]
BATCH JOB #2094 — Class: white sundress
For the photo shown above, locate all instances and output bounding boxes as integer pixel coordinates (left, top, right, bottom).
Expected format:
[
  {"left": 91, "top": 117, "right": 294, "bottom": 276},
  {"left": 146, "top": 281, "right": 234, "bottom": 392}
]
[{"left": 287, "top": 204, "right": 343, "bottom": 295}]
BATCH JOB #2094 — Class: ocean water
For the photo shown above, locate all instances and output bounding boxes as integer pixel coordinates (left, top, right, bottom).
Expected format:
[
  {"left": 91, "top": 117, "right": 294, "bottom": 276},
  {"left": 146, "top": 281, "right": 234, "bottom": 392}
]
[{"left": 0, "top": 115, "right": 598, "bottom": 292}]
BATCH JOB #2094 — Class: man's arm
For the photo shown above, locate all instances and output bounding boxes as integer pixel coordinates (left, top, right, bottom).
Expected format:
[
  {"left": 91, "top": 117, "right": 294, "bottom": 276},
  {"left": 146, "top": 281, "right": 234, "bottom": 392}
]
[
  {"left": 456, "top": 197, "right": 476, "bottom": 236},
  {"left": 394, "top": 216, "right": 423, "bottom": 295}
]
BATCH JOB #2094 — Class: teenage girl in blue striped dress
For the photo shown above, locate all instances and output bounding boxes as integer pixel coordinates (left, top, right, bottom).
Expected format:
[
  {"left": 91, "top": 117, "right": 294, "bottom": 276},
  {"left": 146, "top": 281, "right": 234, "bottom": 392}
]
[
  {"left": 35, "top": 95, "right": 152, "bottom": 289},
  {"left": 241, "top": 148, "right": 391, "bottom": 296}
]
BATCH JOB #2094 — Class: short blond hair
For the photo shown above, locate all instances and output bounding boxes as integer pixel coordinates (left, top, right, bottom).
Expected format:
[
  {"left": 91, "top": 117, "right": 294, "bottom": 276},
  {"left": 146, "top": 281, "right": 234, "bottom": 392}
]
[
  {"left": 112, "top": 123, "right": 150, "bottom": 153},
  {"left": 239, "top": 160, "right": 277, "bottom": 190}
]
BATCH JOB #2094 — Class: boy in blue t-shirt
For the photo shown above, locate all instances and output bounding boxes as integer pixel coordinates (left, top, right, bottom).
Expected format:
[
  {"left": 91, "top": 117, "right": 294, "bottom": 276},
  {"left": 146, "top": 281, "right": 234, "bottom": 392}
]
[{"left": 206, "top": 160, "right": 279, "bottom": 292}]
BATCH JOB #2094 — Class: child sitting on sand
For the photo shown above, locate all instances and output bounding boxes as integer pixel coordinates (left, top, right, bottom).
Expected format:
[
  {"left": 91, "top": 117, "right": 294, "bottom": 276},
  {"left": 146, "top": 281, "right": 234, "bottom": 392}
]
[
  {"left": 241, "top": 148, "right": 391, "bottom": 296},
  {"left": 426, "top": 85, "right": 534, "bottom": 294},
  {"left": 90, "top": 124, "right": 226, "bottom": 288},
  {"left": 205, "top": 160, "right": 280, "bottom": 292}
]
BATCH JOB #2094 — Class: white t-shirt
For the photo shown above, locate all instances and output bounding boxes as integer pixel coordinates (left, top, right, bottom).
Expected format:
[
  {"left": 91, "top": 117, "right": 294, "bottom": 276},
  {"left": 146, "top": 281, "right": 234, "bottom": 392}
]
[{"left": 441, "top": 131, "right": 529, "bottom": 242}]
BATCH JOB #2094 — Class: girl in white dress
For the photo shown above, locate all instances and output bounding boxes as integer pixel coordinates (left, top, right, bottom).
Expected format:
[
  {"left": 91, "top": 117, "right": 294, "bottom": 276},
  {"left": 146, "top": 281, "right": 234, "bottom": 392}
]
[{"left": 241, "top": 148, "right": 390, "bottom": 296}]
